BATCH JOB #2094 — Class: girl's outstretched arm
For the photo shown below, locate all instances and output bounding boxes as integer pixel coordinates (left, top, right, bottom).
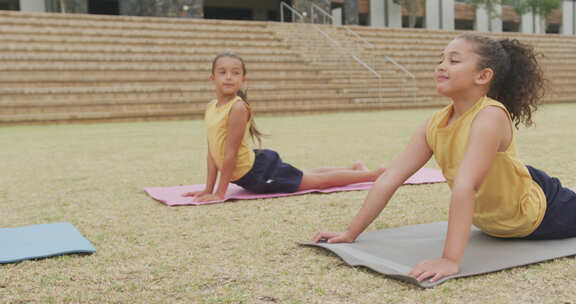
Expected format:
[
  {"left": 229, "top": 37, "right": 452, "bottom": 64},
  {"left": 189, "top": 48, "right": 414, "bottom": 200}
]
[
  {"left": 183, "top": 143, "right": 218, "bottom": 198},
  {"left": 204, "top": 146, "right": 218, "bottom": 193},
  {"left": 195, "top": 101, "right": 250, "bottom": 202},
  {"left": 409, "top": 106, "right": 510, "bottom": 283},
  {"left": 312, "top": 120, "right": 433, "bottom": 243}
]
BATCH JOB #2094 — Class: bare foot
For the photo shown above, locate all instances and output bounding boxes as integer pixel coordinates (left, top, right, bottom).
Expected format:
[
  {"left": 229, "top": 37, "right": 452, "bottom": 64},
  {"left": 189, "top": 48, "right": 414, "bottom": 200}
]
[{"left": 351, "top": 161, "right": 368, "bottom": 171}]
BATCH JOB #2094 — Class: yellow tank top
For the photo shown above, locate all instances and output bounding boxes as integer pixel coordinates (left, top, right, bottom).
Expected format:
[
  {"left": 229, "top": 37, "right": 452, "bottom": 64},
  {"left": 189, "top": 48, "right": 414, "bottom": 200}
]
[
  {"left": 205, "top": 96, "right": 255, "bottom": 181},
  {"left": 426, "top": 96, "right": 546, "bottom": 238}
]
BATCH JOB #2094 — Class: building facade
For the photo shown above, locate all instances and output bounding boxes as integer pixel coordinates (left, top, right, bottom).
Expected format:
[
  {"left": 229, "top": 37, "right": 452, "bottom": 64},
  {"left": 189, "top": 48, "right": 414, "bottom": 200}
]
[{"left": 1, "top": 0, "right": 574, "bottom": 35}]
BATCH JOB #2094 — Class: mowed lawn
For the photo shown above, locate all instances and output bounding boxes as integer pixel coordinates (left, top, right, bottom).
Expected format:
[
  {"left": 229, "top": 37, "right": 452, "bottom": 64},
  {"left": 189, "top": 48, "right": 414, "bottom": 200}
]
[{"left": 1, "top": 103, "right": 575, "bottom": 303}]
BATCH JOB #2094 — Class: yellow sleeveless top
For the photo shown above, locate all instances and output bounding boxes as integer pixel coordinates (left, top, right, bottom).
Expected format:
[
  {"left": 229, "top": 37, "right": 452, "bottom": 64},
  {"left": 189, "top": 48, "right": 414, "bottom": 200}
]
[
  {"left": 426, "top": 96, "right": 546, "bottom": 238},
  {"left": 205, "top": 96, "right": 255, "bottom": 181}
]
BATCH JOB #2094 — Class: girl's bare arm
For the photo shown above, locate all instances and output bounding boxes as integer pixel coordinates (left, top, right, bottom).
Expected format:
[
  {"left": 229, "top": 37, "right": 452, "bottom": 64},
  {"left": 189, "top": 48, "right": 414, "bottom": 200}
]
[
  {"left": 204, "top": 144, "right": 218, "bottom": 193},
  {"left": 182, "top": 143, "right": 218, "bottom": 197},
  {"left": 312, "top": 120, "right": 433, "bottom": 243}
]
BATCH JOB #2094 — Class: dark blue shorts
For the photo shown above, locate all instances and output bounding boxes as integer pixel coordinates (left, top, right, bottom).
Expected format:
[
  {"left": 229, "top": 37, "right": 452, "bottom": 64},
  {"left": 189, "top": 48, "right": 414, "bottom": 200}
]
[
  {"left": 232, "top": 149, "right": 303, "bottom": 194},
  {"left": 524, "top": 165, "right": 576, "bottom": 239}
]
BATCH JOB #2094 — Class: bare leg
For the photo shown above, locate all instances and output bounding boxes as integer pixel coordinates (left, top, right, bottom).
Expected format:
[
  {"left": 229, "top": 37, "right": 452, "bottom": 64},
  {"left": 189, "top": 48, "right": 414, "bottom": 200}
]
[
  {"left": 304, "top": 161, "right": 368, "bottom": 174},
  {"left": 298, "top": 166, "right": 386, "bottom": 191}
]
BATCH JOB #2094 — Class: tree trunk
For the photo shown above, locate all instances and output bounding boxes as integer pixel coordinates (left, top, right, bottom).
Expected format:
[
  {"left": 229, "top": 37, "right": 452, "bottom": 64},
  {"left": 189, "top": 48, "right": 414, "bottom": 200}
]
[
  {"left": 409, "top": 15, "right": 416, "bottom": 27},
  {"left": 539, "top": 16, "right": 547, "bottom": 34},
  {"left": 406, "top": 0, "right": 419, "bottom": 28}
]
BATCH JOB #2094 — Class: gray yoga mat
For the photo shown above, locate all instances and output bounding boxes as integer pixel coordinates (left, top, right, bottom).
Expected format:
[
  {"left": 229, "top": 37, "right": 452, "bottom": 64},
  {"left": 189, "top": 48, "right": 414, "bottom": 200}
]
[
  {"left": 0, "top": 223, "right": 96, "bottom": 264},
  {"left": 301, "top": 221, "right": 576, "bottom": 288}
]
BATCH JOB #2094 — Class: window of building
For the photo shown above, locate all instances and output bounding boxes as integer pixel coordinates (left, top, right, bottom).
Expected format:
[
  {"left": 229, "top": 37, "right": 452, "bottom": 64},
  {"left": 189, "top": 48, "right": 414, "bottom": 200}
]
[
  {"left": 204, "top": 0, "right": 283, "bottom": 21},
  {"left": 88, "top": 0, "right": 119, "bottom": 15},
  {"left": 547, "top": 23, "right": 560, "bottom": 34},
  {"left": 0, "top": 0, "right": 18, "bottom": 10},
  {"left": 402, "top": 16, "right": 424, "bottom": 28},
  {"left": 204, "top": 7, "right": 253, "bottom": 20},
  {"left": 455, "top": 19, "right": 474, "bottom": 30},
  {"left": 502, "top": 21, "right": 520, "bottom": 32}
]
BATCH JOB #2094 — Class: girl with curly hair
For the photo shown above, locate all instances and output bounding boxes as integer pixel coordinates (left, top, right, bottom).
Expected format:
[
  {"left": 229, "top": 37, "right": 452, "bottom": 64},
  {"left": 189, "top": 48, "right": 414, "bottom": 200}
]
[{"left": 312, "top": 34, "right": 575, "bottom": 283}]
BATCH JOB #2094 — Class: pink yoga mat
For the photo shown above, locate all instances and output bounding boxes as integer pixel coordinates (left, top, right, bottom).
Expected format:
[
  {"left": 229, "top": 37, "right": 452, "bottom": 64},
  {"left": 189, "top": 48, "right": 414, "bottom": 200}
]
[{"left": 144, "top": 168, "right": 445, "bottom": 206}]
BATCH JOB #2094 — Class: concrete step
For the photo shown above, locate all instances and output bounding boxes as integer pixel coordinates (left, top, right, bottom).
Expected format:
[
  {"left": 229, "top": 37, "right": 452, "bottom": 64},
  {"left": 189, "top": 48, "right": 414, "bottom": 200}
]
[
  {"left": 0, "top": 24, "right": 279, "bottom": 41},
  {"left": 0, "top": 71, "right": 325, "bottom": 86},
  {"left": 0, "top": 62, "right": 313, "bottom": 72},
  {"left": 0, "top": 43, "right": 300, "bottom": 56},
  {"left": 0, "top": 53, "right": 308, "bottom": 64},
  {"left": 0, "top": 11, "right": 271, "bottom": 33},
  {"left": 0, "top": 109, "right": 204, "bottom": 124},
  {"left": 0, "top": 91, "right": 439, "bottom": 111},
  {"left": 0, "top": 86, "right": 361, "bottom": 103},
  {"left": 0, "top": 85, "right": 439, "bottom": 106},
  {"left": 0, "top": 81, "right": 393, "bottom": 93},
  {"left": 0, "top": 37, "right": 291, "bottom": 50},
  {"left": 353, "top": 96, "right": 435, "bottom": 103},
  {"left": 0, "top": 99, "right": 452, "bottom": 125}
]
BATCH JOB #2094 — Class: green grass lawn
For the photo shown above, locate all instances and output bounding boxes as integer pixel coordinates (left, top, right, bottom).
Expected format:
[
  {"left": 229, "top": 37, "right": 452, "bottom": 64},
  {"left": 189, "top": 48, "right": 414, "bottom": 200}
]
[{"left": 1, "top": 104, "right": 575, "bottom": 303}]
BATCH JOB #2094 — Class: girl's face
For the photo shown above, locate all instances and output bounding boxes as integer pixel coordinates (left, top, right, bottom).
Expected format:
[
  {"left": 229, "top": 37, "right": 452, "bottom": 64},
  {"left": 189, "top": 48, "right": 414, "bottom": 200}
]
[
  {"left": 435, "top": 38, "right": 487, "bottom": 98},
  {"left": 210, "top": 56, "right": 246, "bottom": 97}
]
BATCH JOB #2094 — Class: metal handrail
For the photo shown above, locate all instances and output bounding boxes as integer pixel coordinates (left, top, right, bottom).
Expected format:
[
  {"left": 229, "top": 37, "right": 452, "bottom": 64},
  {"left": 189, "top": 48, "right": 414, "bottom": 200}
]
[
  {"left": 346, "top": 28, "right": 416, "bottom": 101},
  {"left": 310, "top": 2, "right": 416, "bottom": 102},
  {"left": 382, "top": 55, "right": 417, "bottom": 101},
  {"left": 310, "top": 3, "right": 382, "bottom": 98},
  {"left": 280, "top": 2, "right": 305, "bottom": 23},
  {"left": 352, "top": 55, "right": 382, "bottom": 99},
  {"left": 310, "top": 3, "right": 334, "bottom": 24},
  {"left": 312, "top": 23, "right": 383, "bottom": 98}
]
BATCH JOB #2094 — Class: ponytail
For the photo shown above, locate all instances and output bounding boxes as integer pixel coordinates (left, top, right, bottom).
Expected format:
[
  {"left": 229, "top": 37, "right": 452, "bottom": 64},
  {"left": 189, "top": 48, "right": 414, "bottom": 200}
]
[
  {"left": 458, "top": 34, "right": 547, "bottom": 127},
  {"left": 494, "top": 39, "right": 546, "bottom": 128},
  {"left": 237, "top": 89, "right": 264, "bottom": 150}
]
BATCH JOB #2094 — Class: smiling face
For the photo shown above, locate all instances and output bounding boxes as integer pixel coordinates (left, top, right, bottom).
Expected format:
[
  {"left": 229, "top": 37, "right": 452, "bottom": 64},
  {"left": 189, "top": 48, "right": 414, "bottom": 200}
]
[
  {"left": 435, "top": 38, "right": 491, "bottom": 99},
  {"left": 210, "top": 56, "right": 246, "bottom": 98}
]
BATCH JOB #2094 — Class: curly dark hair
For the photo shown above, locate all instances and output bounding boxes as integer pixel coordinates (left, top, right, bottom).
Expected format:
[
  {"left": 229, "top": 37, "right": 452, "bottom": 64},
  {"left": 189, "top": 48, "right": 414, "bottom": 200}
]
[{"left": 457, "top": 34, "right": 547, "bottom": 128}]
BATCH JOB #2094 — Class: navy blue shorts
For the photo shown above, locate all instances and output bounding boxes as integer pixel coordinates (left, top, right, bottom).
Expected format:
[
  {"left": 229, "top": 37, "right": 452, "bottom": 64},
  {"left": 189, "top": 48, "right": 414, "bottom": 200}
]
[
  {"left": 232, "top": 149, "right": 303, "bottom": 194},
  {"left": 524, "top": 165, "right": 576, "bottom": 239}
]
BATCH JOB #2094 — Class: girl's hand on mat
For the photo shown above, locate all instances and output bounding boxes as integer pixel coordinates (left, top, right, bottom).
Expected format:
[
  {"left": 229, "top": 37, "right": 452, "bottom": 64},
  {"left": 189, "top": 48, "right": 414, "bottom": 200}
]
[
  {"left": 311, "top": 231, "right": 354, "bottom": 244},
  {"left": 193, "top": 193, "right": 224, "bottom": 202},
  {"left": 408, "top": 258, "right": 459, "bottom": 283},
  {"left": 182, "top": 190, "right": 210, "bottom": 197}
]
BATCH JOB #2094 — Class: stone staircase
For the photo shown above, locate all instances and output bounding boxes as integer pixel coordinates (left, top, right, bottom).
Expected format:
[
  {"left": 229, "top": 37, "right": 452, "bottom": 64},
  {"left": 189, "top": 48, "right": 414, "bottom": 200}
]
[
  {"left": 0, "top": 10, "right": 575, "bottom": 124},
  {"left": 0, "top": 11, "right": 326, "bottom": 124},
  {"left": 270, "top": 22, "right": 424, "bottom": 105},
  {"left": 350, "top": 26, "right": 576, "bottom": 104}
]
